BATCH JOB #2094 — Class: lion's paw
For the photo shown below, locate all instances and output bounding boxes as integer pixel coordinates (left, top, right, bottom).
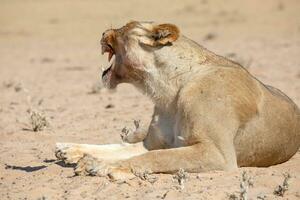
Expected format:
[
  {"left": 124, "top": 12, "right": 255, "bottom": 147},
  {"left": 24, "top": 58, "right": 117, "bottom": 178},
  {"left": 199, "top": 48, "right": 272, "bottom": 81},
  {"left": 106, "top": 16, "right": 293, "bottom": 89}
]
[
  {"left": 74, "top": 154, "right": 135, "bottom": 180},
  {"left": 120, "top": 120, "right": 147, "bottom": 143},
  {"left": 55, "top": 143, "right": 84, "bottom": 164}
]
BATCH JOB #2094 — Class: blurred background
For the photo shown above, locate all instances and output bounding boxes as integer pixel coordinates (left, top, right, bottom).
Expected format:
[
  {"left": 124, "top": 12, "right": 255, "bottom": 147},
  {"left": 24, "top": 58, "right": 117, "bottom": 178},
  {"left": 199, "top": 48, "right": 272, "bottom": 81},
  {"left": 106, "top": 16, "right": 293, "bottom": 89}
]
[
  {"left": 1, "top": 0, "right": 299, "bottom": 95},
  {"left": 0, "top": 0, "right": 300, "bottom": 199}
]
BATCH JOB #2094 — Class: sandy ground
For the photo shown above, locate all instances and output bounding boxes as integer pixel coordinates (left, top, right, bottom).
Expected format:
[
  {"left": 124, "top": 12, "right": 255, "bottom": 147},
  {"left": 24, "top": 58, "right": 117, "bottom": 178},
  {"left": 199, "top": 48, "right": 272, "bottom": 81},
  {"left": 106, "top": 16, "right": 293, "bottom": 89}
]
[{"left": 0, "top": 0, "right": 300, "bottom": 199}]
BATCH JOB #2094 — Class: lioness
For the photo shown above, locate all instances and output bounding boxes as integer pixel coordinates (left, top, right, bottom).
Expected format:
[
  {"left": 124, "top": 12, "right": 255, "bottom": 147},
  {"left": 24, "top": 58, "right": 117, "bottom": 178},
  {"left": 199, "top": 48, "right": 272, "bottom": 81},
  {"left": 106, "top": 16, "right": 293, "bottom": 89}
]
[{"left": 55, "top": 21, "right": 300, "bottom": 179}]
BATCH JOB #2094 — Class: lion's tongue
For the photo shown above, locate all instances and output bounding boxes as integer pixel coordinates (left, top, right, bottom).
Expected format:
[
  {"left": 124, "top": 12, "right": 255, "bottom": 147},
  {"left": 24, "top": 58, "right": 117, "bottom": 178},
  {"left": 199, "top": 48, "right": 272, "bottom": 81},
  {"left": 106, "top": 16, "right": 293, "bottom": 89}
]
[{"left": 108, "top": 51, "right": 113, "bottom": 62}]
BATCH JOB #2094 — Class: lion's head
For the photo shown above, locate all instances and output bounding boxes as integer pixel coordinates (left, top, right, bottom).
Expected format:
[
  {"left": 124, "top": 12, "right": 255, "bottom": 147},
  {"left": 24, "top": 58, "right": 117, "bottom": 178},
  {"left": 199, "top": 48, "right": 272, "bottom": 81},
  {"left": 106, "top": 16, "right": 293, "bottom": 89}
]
[{"left": 100, "top": 21, "right": 180, "bottom": 89}]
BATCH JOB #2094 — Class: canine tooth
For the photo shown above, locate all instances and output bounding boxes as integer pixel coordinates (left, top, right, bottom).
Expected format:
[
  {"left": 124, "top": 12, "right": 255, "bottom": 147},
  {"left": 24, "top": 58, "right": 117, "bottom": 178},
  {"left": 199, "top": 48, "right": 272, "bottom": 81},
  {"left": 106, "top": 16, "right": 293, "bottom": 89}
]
[{"left": 108, "top": 52, "right": 113, "bottom": 62}]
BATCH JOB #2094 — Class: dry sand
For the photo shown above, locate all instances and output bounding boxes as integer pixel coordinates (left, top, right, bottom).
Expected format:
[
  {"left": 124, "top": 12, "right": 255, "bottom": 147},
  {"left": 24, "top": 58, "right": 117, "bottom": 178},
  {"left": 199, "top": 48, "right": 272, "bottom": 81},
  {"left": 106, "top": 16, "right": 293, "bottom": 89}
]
[{"left": 0, "top": 0, "right": 300, "bottom": 199}]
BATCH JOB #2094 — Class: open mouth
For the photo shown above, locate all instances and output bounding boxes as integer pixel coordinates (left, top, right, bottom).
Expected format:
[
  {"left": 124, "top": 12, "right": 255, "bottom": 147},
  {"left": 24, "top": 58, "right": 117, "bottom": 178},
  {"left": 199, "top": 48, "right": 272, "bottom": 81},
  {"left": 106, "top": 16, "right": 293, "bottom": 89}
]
[
  {"left": 101, "top": 43, "right": 115, "bottom": 78},
  {"left": 101, "top": 43, "right": 115, "bottom": 62}
]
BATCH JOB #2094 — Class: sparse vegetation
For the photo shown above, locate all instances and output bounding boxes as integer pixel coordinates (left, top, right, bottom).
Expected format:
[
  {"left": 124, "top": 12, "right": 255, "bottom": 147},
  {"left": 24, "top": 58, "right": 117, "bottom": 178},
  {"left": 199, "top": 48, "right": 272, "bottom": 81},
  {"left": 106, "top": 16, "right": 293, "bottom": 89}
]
[
  {"left": 133, "top": 169, "right": 157, "bottom": 183},
  {"left": 173, "top": 168, "right": 188, "bottom": 190},
  {"left": 2, "top": 1, "right": 300, "bottom": 199},
  {"left": 228, "top": 194, "right": 239, "bottom": 200},
  {"left": 228, "top": 171, "right": 253, "bottom": 200},
  {"left": 239, "top": 171, "right": 253, "bottom": 200},
  {"left": 28, "top": 109, "right": 49, "bottom": 132},
  {"left": 273, "top": 173, "right": 291, "bottom": 197},
  {"left": 257, "top": 193, "right": 267, "bottom": 200}
]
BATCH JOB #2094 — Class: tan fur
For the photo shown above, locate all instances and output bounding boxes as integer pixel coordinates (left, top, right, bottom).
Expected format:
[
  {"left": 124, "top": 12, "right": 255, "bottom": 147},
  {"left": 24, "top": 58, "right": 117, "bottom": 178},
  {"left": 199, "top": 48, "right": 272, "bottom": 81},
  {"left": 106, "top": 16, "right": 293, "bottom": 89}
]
[{"left": 55, "top": 21, "right": 300, "bottom": 179}]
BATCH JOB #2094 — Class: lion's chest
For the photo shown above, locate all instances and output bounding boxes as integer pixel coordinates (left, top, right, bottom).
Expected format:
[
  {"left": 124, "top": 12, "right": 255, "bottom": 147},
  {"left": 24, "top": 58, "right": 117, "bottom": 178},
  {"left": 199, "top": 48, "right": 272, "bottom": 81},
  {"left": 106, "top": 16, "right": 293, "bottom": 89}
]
[{"left": 156, "top": 112, "right": 189, "bottom": 148}]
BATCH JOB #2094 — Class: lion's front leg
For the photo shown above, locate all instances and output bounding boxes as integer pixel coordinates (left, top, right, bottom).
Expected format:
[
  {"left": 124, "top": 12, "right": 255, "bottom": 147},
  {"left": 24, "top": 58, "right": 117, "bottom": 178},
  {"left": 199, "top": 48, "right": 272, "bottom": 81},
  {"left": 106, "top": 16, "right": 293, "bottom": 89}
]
[
  {"left": 75, "top": 142, "right": 236, "bottom": 180},
  {"left": 55, "top": 142, "right": 147, "bottom": 164},
  {"left": 124, "top": 142, "right": 236, "bottom": 173}
]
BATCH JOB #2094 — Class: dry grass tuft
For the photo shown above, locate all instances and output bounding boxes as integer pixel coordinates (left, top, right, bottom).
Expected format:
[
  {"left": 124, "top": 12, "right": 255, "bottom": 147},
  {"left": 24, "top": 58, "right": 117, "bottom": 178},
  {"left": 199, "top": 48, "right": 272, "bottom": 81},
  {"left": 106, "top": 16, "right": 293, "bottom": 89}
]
[
  {"left": 273, "top": 172, "right": 291, "bottom": 197},
  {"left": 133, "top": 169, "right": 157, "bottom": 183},
  {"left": 228, "top": 171, "right": 253, "bottom": 200},
  {"left": 239, "top": 171, "right": 253, "bottom": 200},
  {"left": 256, "top": 193, "right": 267, "bottom": 200},
  {"left": 173, "top": 168, "right": 188, "bottom": 190},
  {"left": 228, "top": 194, "right": 239, "bottom": 200},
  {"left": 28, "top": 109, "right": 49, "bottom": 132}
]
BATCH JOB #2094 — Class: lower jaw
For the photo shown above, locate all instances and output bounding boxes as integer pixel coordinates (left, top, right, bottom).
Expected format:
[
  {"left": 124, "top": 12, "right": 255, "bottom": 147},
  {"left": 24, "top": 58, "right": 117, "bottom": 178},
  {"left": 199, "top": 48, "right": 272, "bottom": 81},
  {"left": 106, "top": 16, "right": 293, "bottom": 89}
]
[
  {"left": 102, "top": 77, "right": 117, "bottom": 89},
  {"left": 102, "top": 72, "right": 132, "bottom": 89}
]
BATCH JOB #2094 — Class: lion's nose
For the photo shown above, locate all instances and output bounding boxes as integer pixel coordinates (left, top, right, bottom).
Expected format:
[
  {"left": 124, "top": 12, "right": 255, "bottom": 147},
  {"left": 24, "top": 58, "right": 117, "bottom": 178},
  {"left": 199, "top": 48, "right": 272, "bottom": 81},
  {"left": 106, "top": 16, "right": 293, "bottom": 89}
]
[{"left": 100, "top": 29, "right": 115, "bottom": 45}]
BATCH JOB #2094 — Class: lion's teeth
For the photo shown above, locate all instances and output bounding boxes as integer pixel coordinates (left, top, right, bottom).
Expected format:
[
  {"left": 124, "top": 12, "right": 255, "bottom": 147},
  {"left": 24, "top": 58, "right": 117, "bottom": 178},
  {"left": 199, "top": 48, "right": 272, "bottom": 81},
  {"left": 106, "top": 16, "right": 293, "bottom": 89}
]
[
  {"left": 102, "top": 55, "right": 115, "bottom": 72},
  {"left": 108, "top": 52, "right": 113, "bottom": 62}
]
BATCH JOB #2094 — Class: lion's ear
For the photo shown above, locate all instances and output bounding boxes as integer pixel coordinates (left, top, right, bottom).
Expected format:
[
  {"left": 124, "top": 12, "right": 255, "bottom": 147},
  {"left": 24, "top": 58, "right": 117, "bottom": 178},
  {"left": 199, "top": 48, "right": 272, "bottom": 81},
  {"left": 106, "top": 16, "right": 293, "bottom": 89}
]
[{"left": 141, "top": 23, "right": 180, "bottom": 46}]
